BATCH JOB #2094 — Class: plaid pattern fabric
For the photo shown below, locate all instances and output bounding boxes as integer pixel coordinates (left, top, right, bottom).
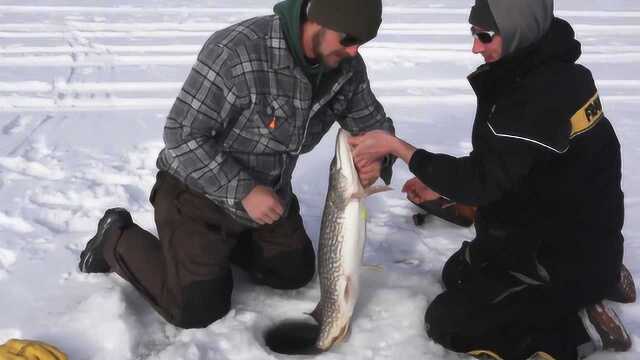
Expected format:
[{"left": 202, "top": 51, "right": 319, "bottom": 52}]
[{"left": 157, "top": 15, "right": 394, "bottom": 226}]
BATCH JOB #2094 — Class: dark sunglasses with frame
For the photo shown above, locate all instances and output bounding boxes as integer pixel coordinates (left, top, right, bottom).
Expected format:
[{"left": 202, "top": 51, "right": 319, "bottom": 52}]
[
  {"left": 339, "top": 32, "right": 360, "bottom": 47},
  {"left": 470, "top": 27, "right": 497, "bottom": 44}
]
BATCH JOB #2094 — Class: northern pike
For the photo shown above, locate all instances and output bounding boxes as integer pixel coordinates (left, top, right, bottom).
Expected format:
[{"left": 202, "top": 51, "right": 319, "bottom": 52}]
[
  {"left": 311, "top": 128, "right": 372, "bottom": 350},
  {"left": 264, "top": 128, "right": 386, "bottom": 354}
]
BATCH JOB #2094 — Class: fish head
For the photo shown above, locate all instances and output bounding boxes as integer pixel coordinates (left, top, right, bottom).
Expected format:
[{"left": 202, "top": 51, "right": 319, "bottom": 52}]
[
  {"left": 316, "top": 319, "right": 351, "bottom": 351},
  {"left": 330, "top": 129, "right": 364, "bottom": 196}
]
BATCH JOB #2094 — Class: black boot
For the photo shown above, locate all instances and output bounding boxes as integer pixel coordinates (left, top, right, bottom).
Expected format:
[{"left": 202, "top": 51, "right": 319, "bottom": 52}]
[
  {"left": 606, "top": 264, "right": 636, "bottom": 304},
  {"left": 79, "top": 208, "right": 133, "bottom": 273}
]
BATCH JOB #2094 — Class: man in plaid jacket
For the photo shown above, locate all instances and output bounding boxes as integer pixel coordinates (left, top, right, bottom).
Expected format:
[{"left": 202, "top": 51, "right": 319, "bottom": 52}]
[{"left": 78, "top": 0, "right": 395, "bottom": 329}]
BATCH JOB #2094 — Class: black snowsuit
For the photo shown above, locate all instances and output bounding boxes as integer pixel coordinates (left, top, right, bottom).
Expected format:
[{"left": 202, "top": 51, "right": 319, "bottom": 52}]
[{"left": 415, "top": 18, "right": 624, "bottom": 359}]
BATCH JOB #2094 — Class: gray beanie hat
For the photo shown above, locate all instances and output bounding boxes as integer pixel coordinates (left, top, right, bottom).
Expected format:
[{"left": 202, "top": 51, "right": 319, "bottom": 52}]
[
  {"left": 308, "top": 0, "right": 382, "bottom": 44},
  {"left": 469, "top": 0, "right": 499, "bottom": 32}
]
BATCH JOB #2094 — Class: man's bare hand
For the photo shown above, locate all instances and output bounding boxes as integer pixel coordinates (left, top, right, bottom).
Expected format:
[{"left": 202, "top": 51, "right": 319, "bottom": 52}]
[
  {"left": 355, "top": 160, "right": 382, "bottom": 188},
  {"left": 348, "top": 130, "right": 394, "bottom": 168},
  {"left": 401, "top": 177, "right": 440, "bottom": 204},
  {"left": 241, "top": 185, "right": 284, "bottom": 225}
]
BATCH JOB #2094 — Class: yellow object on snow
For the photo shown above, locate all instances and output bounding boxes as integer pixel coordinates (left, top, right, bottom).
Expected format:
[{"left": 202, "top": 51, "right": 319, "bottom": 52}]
[{"left": 0, "top": 339, "right": 67, "bottom": 360}]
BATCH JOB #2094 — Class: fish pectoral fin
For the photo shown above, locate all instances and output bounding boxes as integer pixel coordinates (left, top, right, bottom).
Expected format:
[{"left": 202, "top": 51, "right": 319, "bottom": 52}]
[
  {"left": 365, "top": 185, "right": 392, "bottom": 197},
  {"left": 350, "top": 186, "right": 392, "bottom": 200},
  {"left": 351, "top": 191, "right": 367, "bottom": 200},
  {"left": 362, "top": 264, "right": 384, "bottom": 272},
  {"left": 308, "top": 303, "right": 322, "bottom": 325}
]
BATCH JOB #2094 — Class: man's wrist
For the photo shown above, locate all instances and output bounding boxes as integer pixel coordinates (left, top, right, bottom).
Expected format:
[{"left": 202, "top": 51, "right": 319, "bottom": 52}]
[{"left": 387, "top": 135, "right": 401, "bottom": 157}]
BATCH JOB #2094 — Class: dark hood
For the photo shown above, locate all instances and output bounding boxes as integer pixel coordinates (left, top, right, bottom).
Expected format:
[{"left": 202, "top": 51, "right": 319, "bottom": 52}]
[
  {"left": 487, "top": 0, "right": 554, "bottom": 57},
  {"left": 532, "top": 17, "right": 581, "bottom": 65},
  {"left": 273, "top": 0, "right": 324, "bottom": 76},
  {"left": 494, "top": 18, "right": 580, "bottom": 71},
  {"left": 469, "top": 18, "right": 581, "bottom": 97}
]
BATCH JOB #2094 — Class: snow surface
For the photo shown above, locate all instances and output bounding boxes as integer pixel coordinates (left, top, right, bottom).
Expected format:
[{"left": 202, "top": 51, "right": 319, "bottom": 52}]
[{"left": 0, "top": 1, "right": 639, "bottom": 359}]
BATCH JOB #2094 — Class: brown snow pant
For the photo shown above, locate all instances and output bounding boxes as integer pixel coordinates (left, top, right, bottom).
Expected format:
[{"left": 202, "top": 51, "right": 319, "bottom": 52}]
[{"left": 102, "top": 171, "right": 316, "bottom": 328}]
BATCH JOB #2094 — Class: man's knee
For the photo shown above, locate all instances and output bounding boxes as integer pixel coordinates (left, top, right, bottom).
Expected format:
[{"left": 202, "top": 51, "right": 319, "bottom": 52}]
[
  {"left": 425, "top": 292, "right": 453, "bottom": 345},
  {"left": 170, "top": 277, "right": 233, "bottom": 329},
  {"left": 424, "top": 291, "right": 474, "bottom": 351},
  {"left": 253, "top": 244, "right": 315, "bottom": 290}
]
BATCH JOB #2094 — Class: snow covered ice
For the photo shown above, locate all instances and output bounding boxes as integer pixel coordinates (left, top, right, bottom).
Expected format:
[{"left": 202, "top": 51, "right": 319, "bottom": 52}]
[{"left": 0, "top": 0, "right": 639, "bottom": 359}]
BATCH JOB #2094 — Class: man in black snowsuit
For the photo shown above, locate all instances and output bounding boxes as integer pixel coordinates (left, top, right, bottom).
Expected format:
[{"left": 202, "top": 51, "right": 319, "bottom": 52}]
[{"left": 349, "top": 0, "right": 634, "bottom": 359}]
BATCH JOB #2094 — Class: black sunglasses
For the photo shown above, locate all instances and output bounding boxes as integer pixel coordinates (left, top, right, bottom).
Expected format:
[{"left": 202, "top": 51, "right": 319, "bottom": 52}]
[
  {"left": 470, "top": 27, "right": 497, "bottom": 44},
  {"left": 339, "top": 32, "right": 360, "bottom": 47}
]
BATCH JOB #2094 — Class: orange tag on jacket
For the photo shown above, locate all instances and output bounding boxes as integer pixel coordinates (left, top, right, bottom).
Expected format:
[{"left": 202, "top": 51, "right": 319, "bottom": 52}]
[{"left": 267, "top": 117, "right": 277, "bottom": 129}]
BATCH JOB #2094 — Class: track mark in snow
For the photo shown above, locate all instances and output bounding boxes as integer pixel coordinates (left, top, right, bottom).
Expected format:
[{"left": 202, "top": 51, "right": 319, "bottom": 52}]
[
  {"left": 0, "top": 329, "right": 21, "bottom": 344},
  {"left": 2, "top": 95, "right": 640, "bottom": 112},
  {"left": 60, "top": 290, "right": 133, "bottom": 359},
  {"left": 20, "top": 237, "right": 56, "bottom": 262},
  {"left": 7, "top": 115, "right": 54, "bottom": 156},
  {"left": 0, "top": 158, "right": 64, "bottom": 180},
  {"left": 3, "top": 22, "right": 640, "bottom": 41},
  {"left": 0, "top": 137, "right": 65, "bottom": 181},
  {"left": 5, "top": 43, "right": 640, "bottom": 56},
  {"left": 4, "top": 50, "right": 640, "bottom": 69},
  {"left": 2, "top": 115, "right": 33, "bottom": 135},
  {"left": 1, "top": 5, "right": 640, "bottom": 18},
  {"left": 0, "top": 211, "right": 34, "bottom": 234},
  {"left": 0, "top": 247, "right": 18, "bottom": 279},
  {"left": 2, "top": 79, "right": 638, "bottom": 96}
]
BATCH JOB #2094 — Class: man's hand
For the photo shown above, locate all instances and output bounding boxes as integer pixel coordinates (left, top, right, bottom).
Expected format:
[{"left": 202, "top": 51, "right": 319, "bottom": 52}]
[
  {"left": 402, "top": 177, "right": 440, "bottom": 204},
  {"left": 349, "top": 129, "right": 416, "bottom": 166},
  {"left": 241, "top": 185, "right": 284, "bottom": 225},
  {"left": 355, "top": 159, "right": 382, "bottom": 188},
  {"left": 348, "top": 130, "right": 394, "bottom": 168}
]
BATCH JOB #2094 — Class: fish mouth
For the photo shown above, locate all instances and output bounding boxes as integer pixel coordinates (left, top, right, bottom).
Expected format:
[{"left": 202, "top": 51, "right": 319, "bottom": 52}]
[
  {"left": 332, "top": 322, "right": 352, "bottom": 347},
  {"left": 317, "top": 321, "right": 352, "bottom": 351},
  {"left": 334, "top": 129, "right": 362, "bottom": 192}
]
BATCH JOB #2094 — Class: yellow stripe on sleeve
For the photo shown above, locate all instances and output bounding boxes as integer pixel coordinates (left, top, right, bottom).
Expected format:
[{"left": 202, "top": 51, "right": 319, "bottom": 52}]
[{"left": 570, "top": 92, "right": 603, "bottom": 138}]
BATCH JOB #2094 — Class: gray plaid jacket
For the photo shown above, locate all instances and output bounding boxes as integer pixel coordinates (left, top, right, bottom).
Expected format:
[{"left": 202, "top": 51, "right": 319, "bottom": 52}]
[{"left": 157, "top": 15, "right": 394, "bottom": 226}]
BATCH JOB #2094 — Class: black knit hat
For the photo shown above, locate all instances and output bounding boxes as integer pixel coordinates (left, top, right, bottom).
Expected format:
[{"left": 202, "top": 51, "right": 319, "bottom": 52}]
[
  {"left": 307, "top": 0, "right": 382, "bottom": 44},
  {"left": 469, "top": 0, "right": 499, "bottom": 32}
]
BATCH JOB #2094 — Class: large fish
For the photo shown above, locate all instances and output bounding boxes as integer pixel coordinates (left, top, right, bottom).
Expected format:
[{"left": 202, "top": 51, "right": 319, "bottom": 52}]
[
  {"left": 264, "top": 128, "right": 385, "bottom": 354},
  {"left": 311, "top": 128, "right": 371, "bottom": 350}
]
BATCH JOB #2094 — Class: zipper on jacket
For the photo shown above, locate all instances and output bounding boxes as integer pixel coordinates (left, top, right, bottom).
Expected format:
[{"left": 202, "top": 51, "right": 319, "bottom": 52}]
[{"left": 295, "top": 71, "right": 353, "bottom": 155}]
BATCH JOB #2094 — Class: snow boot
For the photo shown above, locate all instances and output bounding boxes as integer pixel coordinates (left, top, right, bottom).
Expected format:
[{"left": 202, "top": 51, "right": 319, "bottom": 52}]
[
  {"left": 579, "top": 301, "right": 632, "bottom": 354},
  {"left": 606, "top": 264, "right": 636, "bottom": 304},
  {"left": 525, "top": 352, "right": 556, "bottom": 360},
  {"left": 467, "top": 350, "right": 503, "bottom": 360},
  {"left": 78, "top": 207, "right": 132, "bottom": 273}
]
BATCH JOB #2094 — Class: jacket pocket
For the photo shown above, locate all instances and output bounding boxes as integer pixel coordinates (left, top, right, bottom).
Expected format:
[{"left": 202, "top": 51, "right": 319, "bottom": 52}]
[{"left": 235, "top": 96, "right": 296, "bottom": 153}]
